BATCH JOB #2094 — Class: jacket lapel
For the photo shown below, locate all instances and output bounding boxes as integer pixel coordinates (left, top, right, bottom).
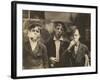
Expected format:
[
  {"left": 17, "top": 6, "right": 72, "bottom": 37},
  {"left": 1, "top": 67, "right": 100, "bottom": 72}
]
[
  {"left": 25, "top": 40, "right": 33, "bottom": 55},
  {"left": 59, "top": 41, "right": 63, "bottom": 55}
]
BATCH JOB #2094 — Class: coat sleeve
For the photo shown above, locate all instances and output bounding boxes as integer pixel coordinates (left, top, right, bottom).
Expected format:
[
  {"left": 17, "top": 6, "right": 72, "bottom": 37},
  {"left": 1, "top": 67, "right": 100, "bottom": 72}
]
[
  {"left": 84, "top": 45, "right": 90, "bottom": 66},
  {"left": 42, "top": 44, "right": 49, "bottom": 68}
]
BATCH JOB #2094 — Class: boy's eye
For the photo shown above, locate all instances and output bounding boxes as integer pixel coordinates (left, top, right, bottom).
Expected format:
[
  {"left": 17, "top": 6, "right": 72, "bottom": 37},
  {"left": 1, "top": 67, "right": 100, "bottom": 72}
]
[
  {"left": 56, "top": 28, "right": 63, "bottom": 31},
  {"left": 36, "top": 30, "right": 39, "bottom": 33},
  {"left": 32, "top": 30, "right": 39, "bottom": 33}
]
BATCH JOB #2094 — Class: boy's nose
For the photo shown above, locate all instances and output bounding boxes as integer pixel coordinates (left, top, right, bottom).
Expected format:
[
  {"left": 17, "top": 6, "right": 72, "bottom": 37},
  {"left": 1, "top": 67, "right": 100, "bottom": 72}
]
[
  {"left": 58, "top": 29, "right": 61, "bottom": 32},
  {"left": 34, "top": 31, "right": 37, "bottom": 34}
]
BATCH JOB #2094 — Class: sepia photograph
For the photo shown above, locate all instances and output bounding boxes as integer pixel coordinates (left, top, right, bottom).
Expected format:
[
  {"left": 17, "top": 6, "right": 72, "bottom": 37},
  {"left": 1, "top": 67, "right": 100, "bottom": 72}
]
[
  {"left": 11, "top": 1, "right": 97, "bottom": 79},
  {"left": 22, "top": 10, "right": 91, "bottom": 69}
]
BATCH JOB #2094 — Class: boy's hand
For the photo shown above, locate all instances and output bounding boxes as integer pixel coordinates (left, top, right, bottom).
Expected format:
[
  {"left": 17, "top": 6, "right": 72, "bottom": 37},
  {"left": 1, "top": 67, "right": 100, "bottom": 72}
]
[
  {"left": 68, "top": 40, "right": 76, "bottom": 50},
  {"left": 50, "top": 57, "right": 56, "bottom": 64}
]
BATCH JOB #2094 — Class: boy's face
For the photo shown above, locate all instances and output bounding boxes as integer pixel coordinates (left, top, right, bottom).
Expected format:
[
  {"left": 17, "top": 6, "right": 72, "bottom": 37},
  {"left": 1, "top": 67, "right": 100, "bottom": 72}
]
[
  {"left": 54, "top": 24, "right": 63, "bottom": 39},
  {"left": 73, "top": 29, "right": 80, "bottom": 42},
  {"left": 28, "top": 26, "right": 40, "bottom": 41}
]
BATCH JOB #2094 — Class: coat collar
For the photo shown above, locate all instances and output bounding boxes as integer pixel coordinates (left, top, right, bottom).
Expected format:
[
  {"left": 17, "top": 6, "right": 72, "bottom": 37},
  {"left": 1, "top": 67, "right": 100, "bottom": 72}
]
[{"left": 53, "top": 36, "right": 64, "bottom": 41}]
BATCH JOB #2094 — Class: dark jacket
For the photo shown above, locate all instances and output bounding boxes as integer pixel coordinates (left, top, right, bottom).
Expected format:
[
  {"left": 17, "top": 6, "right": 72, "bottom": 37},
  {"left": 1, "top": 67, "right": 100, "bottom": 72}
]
[
  {"left": 46, "top": 38, "right": 69, "bottom": 68},
  {"left": 23, "top": 40, "right": 49, "bottom": 69},
  {"left": 64, "top": 42, "right": 90, "bottom": 67}
]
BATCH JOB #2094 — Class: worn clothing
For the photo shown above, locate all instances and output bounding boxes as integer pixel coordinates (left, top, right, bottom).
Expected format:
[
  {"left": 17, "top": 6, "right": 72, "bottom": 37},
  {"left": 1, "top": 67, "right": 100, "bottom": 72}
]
[
  {"left": 53, "top": 36, "right": 64, "bottom": 62},
  {"left": 46, "top": 37, "right": 69, "bottom": 68},
  {"left": 23, "top": 40, "right": 49, "bottom": 69},
  {"left": 63, "top": 42, "right": 90, "bottom": 67}
]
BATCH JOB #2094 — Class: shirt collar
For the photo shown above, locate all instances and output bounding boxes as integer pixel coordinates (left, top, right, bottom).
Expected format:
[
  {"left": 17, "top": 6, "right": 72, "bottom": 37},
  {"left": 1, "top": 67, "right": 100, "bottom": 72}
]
[
  {"left": 53, "top": 36, "right": 64, "bottom": 41},
  {"left": 29, "top": 38, "right": 38, "bottom": 45},
  {"left": 75, "top": 41, "right": 80, "bottom": 47}
]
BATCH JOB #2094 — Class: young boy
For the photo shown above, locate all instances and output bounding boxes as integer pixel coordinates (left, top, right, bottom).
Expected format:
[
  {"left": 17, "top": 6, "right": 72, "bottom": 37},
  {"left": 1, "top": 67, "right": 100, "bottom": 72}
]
[
  {"left": 23, "top": 23, "right": 49, "bottom": 69},
  {"left": 67, "top": 28, "right": 90, "bottom": 66}
]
